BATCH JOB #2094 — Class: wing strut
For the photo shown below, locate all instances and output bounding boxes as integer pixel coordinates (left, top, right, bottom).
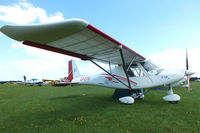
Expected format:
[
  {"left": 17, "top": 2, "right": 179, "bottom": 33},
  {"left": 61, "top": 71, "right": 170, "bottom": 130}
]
[
  {"left": 119, "top": 48, "right": 131, "bottom": 89},
  {"left": 90, "top": 60, "right": 129, "bottom": 88},
  {"left": 109, "top": 59, "right": 112, "bottom": 74},
  {"left": 127, "top": 57, "right": 136, "bottom": 71},
  {"left": 137, "top": 63, "right": 153, "bottom": 83}
]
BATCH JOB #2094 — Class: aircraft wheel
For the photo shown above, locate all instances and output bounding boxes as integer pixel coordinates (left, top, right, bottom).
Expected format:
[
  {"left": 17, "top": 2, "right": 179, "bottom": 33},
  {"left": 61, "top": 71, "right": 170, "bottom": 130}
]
[
  {"left": 169, "top": 101, "right": 178, "bottom": 104},
  {"left": 135, "top": 97, "right": 144, "bottom": 100}
]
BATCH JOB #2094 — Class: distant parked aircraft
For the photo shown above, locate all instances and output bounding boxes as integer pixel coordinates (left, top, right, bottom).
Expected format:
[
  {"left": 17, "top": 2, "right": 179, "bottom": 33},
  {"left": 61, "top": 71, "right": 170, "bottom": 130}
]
[
  {"left": 18, "top": 76, "right": 47, "bottom": 86},
  {"left": 0, "top": 81, "right": 8, "bottom": 84}
]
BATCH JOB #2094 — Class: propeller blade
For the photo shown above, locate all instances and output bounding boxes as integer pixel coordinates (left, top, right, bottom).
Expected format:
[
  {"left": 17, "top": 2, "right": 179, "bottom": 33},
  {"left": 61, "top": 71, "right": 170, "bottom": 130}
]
[
  {"left": 185, "top": 49, "right": 190, "bottom": 91},
  {"left": 187, "top": 75, "right": 190, "bottom": 91},
  {"left": 186, "top": 49, "right": 189, "bottom": 70}
]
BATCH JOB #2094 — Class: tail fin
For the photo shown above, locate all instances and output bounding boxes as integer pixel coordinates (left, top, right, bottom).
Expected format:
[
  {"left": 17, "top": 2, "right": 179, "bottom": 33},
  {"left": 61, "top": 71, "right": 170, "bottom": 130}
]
[{"left": 68, "top": 60, "right": 81, "bottom": 82}]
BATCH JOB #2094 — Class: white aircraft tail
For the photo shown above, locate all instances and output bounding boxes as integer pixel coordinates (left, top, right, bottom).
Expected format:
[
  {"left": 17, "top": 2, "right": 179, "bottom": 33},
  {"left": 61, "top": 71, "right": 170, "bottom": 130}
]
[{"left": 68, "top": 60, "right": 81, "bottom": 82}]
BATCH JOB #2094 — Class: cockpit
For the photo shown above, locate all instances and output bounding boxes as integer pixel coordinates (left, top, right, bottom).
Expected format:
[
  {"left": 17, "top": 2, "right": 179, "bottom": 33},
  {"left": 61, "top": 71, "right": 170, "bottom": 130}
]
[
  {"left": 127, "top": 60, "right": 161, "bottom": 77},
  {"left": 141, "top": 60, "right": 160, "bottom": 74}
]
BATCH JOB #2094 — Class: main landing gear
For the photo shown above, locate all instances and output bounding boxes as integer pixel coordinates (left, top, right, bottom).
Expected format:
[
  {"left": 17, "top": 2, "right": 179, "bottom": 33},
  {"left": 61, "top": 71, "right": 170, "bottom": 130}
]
[
  {"left": 163, "top": 86, "right": 180, "bottom": 104},
  {"left": 113, "top": 89, "right": 144, "bottom": 104},
  {"left": 113, "top": 89, "right": 144, "bottom": 99}
]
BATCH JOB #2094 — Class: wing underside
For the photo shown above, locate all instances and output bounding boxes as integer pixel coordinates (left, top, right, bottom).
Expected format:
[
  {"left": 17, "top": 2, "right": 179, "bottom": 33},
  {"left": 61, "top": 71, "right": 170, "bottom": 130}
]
[{"left": 0, "top": 19, "right": 145, "bottom": 65}]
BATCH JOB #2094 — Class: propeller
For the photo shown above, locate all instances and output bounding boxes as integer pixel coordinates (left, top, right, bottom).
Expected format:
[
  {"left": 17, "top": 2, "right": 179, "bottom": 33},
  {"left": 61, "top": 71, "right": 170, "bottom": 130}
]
[{"left": 186, "top": 49, "right": 190, "bottom": 91}]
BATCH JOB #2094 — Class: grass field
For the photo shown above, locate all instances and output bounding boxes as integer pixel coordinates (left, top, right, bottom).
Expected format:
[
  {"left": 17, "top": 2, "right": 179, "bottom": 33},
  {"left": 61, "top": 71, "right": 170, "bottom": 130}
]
[{"left": 0, "top": 82, "right": 200, "bottom": 133}]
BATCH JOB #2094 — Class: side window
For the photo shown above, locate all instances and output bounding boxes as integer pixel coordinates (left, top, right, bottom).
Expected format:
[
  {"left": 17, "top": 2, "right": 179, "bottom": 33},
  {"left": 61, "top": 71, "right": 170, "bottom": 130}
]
[
  {"left": 128, "top": 69, "right": 135, "bottom": 77},
  {"left": 131, "top": 67, "right": 139, "bottom": 77},
  {"left": 127, "top": 64, "right": 145, "bottom": 77}
]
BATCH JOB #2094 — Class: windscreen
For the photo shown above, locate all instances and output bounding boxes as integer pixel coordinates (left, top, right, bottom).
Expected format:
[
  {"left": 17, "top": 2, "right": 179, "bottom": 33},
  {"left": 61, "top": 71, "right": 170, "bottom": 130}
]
[{"left": 141, "top": 60, "right": 161, "bottom": 75}]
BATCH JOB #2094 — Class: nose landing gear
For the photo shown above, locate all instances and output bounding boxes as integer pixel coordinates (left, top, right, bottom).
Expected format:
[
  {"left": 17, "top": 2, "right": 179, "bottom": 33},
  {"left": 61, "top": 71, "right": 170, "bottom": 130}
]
[{"left": 163, "top": 86, "right": 180, "bottom": 104}]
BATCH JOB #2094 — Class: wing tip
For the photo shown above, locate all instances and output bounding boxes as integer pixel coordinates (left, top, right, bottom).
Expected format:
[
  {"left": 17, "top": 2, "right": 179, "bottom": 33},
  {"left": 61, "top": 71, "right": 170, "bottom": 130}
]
[
  {"left": 43, "top": 18, "right": 89, "bottom": 27},
  {"left": 68, "top": 18, "right": 89, "bottom": 25},
  {"left": 0, "top": 18, "right": 89, "bottom": 42}
]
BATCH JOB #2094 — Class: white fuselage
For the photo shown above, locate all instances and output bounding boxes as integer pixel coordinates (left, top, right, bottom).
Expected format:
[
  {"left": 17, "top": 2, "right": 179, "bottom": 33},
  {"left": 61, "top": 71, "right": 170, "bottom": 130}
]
[{"left": 72, "top": 66, "right": 185, "bottom": 90}]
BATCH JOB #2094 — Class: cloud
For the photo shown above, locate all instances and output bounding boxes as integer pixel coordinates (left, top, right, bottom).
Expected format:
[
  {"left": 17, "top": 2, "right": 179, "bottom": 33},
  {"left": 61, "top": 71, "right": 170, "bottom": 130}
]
[
  {"left": 125, "top": 41, "right": 135, "bottom": 46},
  {"left": 10, "top": 41, "right": 72, "bottom": 60},
  {"left": 79, "top": 61, "right": 109, "bottom": 76},
  {"left": 130, "top": 41, "right": 134, "bottom": 45},
  {"left": 8, "top": 41, "right": 83, "bottom": 80},
  {"left": 0, "top": 0, "right": 64, "bottom": 24},
  {"left": 0, "top": 1, "right": 68, "bottom": 80},
  {"left": 11, "top": 42, "right": 25, "bottom": 48},
  {"left": 148, "top": 48, "right": 200, "bottom": 77},
  {"left": 0, "top": 58, "right": 68, "bottom": 81},
  {"left": 12, "top": 59, "right": 67, "bottom": 77}
]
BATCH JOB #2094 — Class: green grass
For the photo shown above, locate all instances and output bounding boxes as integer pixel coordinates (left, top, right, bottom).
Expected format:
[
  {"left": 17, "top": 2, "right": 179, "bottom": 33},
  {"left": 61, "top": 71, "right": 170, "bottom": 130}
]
[{"left": 0, "top": 82, "right": 200, "bottom": 133}]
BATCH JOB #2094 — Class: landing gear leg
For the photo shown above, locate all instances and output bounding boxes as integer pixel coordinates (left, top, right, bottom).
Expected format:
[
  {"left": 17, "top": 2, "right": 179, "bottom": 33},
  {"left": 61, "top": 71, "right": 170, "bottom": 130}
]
[
  {"left": 113, "top": 89, "right": 144, "bottom": 100},
  {"left": 131, "top": 89, "right": 144, "bottom": 100},
  {"left": 113, "top": 89, "right": 133, "bottom": 99},
  {"left": 167, "top": 86, "right": 174, "bottom": 95}
]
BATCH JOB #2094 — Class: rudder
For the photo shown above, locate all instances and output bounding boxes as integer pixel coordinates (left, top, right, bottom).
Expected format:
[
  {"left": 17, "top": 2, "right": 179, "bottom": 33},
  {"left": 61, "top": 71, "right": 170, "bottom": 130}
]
[{"left": 68, "top": 60, "right": 81, "bottom": 82}]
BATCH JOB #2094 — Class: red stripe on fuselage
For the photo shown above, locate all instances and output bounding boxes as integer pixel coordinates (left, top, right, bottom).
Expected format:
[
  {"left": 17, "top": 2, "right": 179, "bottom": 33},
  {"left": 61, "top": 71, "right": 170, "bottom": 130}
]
[{"left": 101, "top": 74, "right": 137, "bottom": 85}]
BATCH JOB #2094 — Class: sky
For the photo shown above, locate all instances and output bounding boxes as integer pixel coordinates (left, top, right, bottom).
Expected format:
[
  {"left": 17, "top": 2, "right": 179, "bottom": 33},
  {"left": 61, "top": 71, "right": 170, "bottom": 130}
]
[{"left": 0, "top": 0, "right": 200, "bottom": 80}]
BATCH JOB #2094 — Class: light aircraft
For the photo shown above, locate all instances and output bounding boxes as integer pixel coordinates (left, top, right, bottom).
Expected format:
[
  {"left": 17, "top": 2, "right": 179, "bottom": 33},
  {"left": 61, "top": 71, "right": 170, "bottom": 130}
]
[
  {"left": 195, "top": 79, "right": 200, "bottom": 82},
  {"left": 0, "top": 81, "right": 8, "bottom": 84},
  {"left": 52, "top": 77, "right": 70, "bottom": 86},
  {"left": 17, "top": 76, "right": 48, "bottom": 86},
  {"left": 18, "top": 78, "right": 44, "bottom": 86},
  {"left": 0, "top": 19, "right": 195, "bottom": 104},
  {"left": 43, "top": 79, "right": 59, "bottom": 84}
]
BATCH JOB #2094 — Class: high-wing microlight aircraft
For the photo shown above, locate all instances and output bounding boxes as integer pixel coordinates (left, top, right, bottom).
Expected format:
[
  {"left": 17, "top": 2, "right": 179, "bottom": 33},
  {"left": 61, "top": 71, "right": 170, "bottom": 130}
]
[{"left": 0, "top": 19, "right": 195, "bottom": 104}]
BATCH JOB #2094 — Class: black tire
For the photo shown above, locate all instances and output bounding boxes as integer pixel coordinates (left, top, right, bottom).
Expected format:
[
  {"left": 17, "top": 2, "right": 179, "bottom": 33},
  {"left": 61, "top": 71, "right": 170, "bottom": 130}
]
[
  {"left": 135, "top": 98, "right": 144, "bottom": 100},
  {"left": 169, "top": 101, "right": 178, "bottom": 104}
]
